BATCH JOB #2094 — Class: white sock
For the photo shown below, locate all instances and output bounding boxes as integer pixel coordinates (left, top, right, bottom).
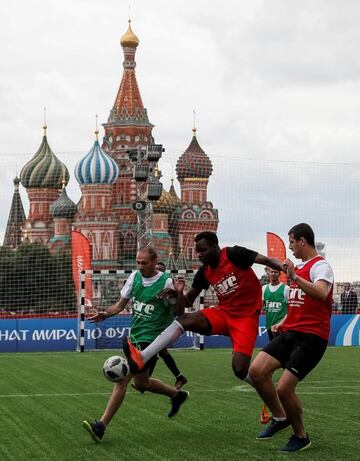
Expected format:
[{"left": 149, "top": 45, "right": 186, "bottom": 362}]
[{"left": 141, "top": 320, "right": 184, "bottom": 364}]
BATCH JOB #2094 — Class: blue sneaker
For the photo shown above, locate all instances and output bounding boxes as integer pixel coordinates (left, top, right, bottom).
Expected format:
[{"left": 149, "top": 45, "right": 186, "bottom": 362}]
[
  {"left": 280, "top": 433, "right": 311, "bottom": 452},
  {"left": 256, "top": 418, "right": 290, "bottom": 440}
]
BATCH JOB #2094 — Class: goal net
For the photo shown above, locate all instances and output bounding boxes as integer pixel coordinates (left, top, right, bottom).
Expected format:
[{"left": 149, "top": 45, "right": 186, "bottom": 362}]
[{"left": 77, "top": 269, "right": 207, "bottom": 352}]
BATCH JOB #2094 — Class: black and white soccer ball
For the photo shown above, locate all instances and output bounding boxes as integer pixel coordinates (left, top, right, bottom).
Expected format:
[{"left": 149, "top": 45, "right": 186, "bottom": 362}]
[{"left": 103, "top": 355, "right": 130, "bottom": 382}]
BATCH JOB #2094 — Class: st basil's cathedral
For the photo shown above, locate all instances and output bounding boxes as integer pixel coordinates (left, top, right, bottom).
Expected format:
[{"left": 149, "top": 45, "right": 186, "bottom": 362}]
[{"left": 3, "top": 21, "right": 219, "bottom": 270}]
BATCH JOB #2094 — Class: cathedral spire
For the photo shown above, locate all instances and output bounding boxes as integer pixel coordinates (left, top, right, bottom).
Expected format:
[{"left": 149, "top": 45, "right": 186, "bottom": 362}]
[
  {"left": 107, "top": 20, "right": 152, "bottom": 127},
  {"left": 3, "top": 177, "right": 26, "bottom": 249}
]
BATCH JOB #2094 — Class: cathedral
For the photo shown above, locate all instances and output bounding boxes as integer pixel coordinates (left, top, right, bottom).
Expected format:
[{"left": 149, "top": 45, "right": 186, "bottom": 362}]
[{"left": 3, "top": 20, "right": 218, "bottom": 270}]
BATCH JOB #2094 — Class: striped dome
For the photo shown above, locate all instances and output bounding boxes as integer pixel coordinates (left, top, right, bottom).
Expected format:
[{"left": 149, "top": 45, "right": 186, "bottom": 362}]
[
  {"left": 75, "top": 140, "right": 119, "bottom": 185},
  {"left": 20, "top": 133, "right": 69, "bottom": 189}
]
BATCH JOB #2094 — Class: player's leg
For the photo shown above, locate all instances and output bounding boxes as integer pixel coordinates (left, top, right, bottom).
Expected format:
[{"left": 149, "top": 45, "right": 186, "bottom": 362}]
[
  {"left": 228, "top": 315, "right": 259, "bottom": 380},
  {"left": 134, "top": 361, "right": 189, "bottom": 418},
  {"left": 249, "top": 350, "right": 286, "bottom": 419},
  {"left": 123, "top": 311, "right": 211, "bottom": 373},
  {"left": 158, "top": 348, "right": 188, "bottom": 389},
  {"left": 277, "top": 332, "right": 327, "bottom": 452},
  {"left": 276, "top": 370, "right": 303, "bottom": 435},
  {"left": 83, "top": 375, "right": 131, "bottom": 442}
]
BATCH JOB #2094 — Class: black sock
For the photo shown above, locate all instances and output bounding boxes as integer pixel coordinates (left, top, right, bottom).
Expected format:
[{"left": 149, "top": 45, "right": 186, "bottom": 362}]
[{"left": 162, "top": 353, "right": 181, "bottom": 377}]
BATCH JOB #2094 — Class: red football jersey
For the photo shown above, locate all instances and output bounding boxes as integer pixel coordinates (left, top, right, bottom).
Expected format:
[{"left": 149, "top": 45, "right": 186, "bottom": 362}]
[
  {"left": 204, "top": 248, "right": 262, "bottom": 317},
  {"left": 283, "top": 256, "right": 333, "bottom": 340}
]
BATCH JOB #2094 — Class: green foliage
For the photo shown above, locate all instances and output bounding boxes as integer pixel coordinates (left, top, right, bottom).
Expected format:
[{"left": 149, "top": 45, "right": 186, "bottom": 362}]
[{"left": 0, "top": 242, "right": 76, "bottom": 312}]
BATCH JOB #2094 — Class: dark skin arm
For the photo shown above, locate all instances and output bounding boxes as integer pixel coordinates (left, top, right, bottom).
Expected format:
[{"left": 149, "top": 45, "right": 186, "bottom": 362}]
[{"left": 254, "top": 254, "right": 284, "bottom": 272}]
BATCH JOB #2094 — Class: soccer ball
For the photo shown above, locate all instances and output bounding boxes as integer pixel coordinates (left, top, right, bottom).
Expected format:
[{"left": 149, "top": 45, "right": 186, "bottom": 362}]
[{"left": 103, "top": 355, "right": 130, "bottom": 382}]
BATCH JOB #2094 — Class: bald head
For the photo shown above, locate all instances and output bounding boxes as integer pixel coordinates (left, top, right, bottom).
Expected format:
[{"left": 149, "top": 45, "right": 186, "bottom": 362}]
[{"left": 136, "top": 246, "right": 158, "bottom": 278}]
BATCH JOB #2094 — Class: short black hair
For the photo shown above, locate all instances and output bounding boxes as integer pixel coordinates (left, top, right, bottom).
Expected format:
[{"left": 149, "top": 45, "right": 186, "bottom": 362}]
[
  {"left": 194, "top": 231, "right": 219, "bottom": 246},
  {"left": 138, "top": 246, "right": 158, "bottom": 260},
  {"left": 288, "top": 223, "right": 315, "bottom": 247},
  {"left": 156, "top": 261, "right": 166, "bottom": 269}
]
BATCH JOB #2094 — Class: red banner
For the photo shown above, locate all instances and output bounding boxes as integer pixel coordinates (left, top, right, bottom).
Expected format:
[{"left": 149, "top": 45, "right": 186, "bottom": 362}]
[
  {"left": 72, "top": 230, "right": 92, "bottom": 307},
  {"left": 266, "top": 232, "right": 287, "bottom": 283}
]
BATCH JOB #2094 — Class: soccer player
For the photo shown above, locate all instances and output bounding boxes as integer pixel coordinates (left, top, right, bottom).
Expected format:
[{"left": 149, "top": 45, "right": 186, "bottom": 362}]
[
  {"left": 262, "top": 269, "right": 289, "bottom": 341},
  {"left": 249, "top": 223, "right": 334, "bottom": 453},
  {"left": 82, "top": 247, "right": 189, "bottom": 443},
  {"left": 123, "top": 231, "right": 284, "bottom": 388},
  {"left": 259, "top": 268, "right": 289, "bottom": 424},
  {"left": 155, "top": 262, "right": 188, "bottom": 388},
  {"left": 131, "top": 261, "right": 188, "bottom": 392}
]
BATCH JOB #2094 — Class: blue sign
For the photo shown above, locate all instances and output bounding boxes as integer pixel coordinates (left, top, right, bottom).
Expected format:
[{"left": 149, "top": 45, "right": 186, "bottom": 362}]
[{"left": 0, "top": 315, "right": 358, "bottom": 352}]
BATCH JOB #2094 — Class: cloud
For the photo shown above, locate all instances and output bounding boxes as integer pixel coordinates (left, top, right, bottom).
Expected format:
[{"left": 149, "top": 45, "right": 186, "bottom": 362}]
[{"left": 1, "top": 0, "right": 360, "bottom": 279}]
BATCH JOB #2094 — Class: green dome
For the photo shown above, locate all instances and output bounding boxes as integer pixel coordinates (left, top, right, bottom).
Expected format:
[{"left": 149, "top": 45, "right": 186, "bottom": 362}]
[
  {"left": 20, "top": 132, "right": 69, "bottom": 189},
  {"left": 50, "top": 188, "right": 77, "bottom": 219}
]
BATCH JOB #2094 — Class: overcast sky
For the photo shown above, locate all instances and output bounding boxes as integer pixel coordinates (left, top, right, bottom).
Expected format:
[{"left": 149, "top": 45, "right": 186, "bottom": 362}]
[{"left": 1, "top": 0, "right": 360, "bottom": 280}]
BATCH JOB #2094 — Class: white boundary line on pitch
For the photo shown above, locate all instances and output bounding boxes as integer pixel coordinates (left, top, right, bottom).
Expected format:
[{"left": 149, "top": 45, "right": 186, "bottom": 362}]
[{"left": 0, "top": 386, "right": 359, "bottom": 398}]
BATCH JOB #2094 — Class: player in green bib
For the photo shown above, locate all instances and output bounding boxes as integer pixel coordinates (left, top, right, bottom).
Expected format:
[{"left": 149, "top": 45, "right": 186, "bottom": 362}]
[
  {"left": 131, "top": 261, "right": 188, "bottom": 393},
  {"left": 262, "top": 269, "right": 289, "bottom": 341},
  {"left": 83, "top": 247, "right": 189, "bottom": 443},
  {"left": 259, "top": 269, "right": 289, "bottom": 425}
]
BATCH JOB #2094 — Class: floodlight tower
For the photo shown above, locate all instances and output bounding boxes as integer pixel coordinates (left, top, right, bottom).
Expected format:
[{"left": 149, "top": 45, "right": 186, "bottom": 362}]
[{"left": 128, "top": 144, "right": 164, "bottom": 248}]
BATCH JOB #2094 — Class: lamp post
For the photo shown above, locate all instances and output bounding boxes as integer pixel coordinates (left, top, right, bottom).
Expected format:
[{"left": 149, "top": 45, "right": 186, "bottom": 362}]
[{"left": 128, "top": 144, "right": 164, "bottom": 249}]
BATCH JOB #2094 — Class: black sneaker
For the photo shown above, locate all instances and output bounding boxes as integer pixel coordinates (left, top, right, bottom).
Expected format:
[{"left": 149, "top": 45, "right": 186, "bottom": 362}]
[
  {"left": 256, "top": 418, "right": 290, "bottom": 440},
  {"left": 175, "top": 374, "right": 188, "bottom": 390},
  {"left": 280, "top": 433, "right": 311, "bottom": 452},
  {"left": 82, "top": 420, "right": 105, "bottom": 443},
  {"left": 168, "top": 390, "right": 189, "bottom": 418}
]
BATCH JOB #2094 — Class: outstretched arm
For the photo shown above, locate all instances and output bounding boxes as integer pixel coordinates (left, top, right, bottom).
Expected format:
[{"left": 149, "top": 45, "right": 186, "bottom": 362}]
[
  {"left": 184, "top": 286, "right": 203, "bottom": 307},
  {"left": 254, "top": 253, "right": 284, "bottom": 272},
  {"left": 88, "top": 297, "right": 129, "bottom": 323}
]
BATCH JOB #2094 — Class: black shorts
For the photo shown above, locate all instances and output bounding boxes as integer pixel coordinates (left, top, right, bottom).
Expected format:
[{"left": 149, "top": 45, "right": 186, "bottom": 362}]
[
  {"left": 262, "top": 330, "right": 328, "bottom": 381},
  {"left": 134, "top": 342, "right": 159, "bottom": 376}
]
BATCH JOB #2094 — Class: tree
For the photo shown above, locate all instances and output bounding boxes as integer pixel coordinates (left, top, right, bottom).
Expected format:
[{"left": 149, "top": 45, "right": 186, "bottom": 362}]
[{"left": 0, "top": 242, "right": 76, "bottom": 313}]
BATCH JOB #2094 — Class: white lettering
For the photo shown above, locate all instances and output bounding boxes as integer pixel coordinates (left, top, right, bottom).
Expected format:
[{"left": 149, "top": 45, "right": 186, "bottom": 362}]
[
  {"left": 106, "top": 328, "right": 117, "bottom": 338},
  {"left": 258, "top": 326, "right": 267, "bottom": 336},
  {"left": 0, "top": 330, "right": 29, "bottom": 341}
]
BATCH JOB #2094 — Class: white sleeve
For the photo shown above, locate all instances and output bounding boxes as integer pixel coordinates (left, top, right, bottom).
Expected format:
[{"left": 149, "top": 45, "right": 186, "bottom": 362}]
[
  {"left": 120, "top": 272, "right": 136, "bottom": 299},
  {"left": 165, "top": 278, "right": 175, "bottom": 290},
  {"left": 309, "top": 260, "right": 334, "bottom": 285},
  {"left": 262, "top": 285, "right": 266, "bottom": 300},
  {"left": 283, "top": 284, "right": 290, "bottom": 302}
]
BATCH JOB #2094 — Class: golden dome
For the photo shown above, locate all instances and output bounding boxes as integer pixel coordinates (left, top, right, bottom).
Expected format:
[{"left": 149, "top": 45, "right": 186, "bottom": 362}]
[
  {"left": 154, "top": 189, "right": 174, "bottom": 214},
  {"left": 120, "top": 20, "right": 139, "bottom": 48}
]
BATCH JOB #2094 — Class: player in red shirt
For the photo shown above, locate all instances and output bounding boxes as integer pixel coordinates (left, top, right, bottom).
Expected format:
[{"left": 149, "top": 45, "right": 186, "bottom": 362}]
[
  {"left": 249, "top": 223, "right": 334, "bottom": 453},
  {"left": 123, "top": 231, "right": 283, "bottom": 386}
]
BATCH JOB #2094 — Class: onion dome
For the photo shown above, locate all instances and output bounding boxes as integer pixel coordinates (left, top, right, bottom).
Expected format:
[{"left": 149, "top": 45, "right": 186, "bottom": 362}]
[
  {"left": 20, "top": 126, "right": 69, "bottom": 189},
  {"left": 75, "top": 132, "right": 119, "bottom": 185},
  {"left": 120, "top": 20, "right": 139, "bottom": 48},
  {"left": 153, "top": 189, "right": 174, "bottom": 214},
  {"left": 176, "top": 128, "right": 213, "bottom": 180},
  {"left": 50, "top": 186, "right": 77, "bottom": 219}
]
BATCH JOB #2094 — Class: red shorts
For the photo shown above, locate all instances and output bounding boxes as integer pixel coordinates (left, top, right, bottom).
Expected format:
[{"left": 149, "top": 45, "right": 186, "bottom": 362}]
[{"left": 201, "top": 307, "right": 259, "bottom": 357}]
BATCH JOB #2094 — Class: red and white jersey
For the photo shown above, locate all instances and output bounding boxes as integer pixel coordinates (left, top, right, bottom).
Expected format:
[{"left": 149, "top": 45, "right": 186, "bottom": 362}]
[
  {"left": 203, "top": 248, "right": 262, "bottom": 317},
  {"left": 283, "top": 256, "right": 334, "bottom": 340}
]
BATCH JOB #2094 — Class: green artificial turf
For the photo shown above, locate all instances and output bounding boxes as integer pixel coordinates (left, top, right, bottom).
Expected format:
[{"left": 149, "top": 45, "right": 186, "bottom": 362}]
[{"left": 0, "top": 347, "right": 358, "bottom": 461}]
